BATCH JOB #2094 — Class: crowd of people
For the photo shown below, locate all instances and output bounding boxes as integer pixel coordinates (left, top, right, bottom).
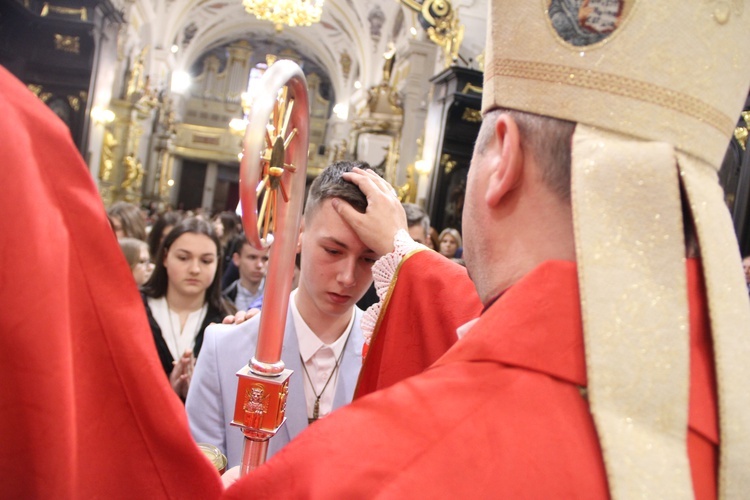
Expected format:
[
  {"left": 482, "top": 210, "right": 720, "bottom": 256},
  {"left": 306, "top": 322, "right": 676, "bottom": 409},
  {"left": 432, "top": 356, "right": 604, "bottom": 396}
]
[
  {"left": 107, "top": 196, "right": 467, "bottom": 404},
  {"left": 3, "top": 0, "right": 750, "bottom": 497},
  {"left": 107, "top": 205, "right": 242, "bottom": 399}
]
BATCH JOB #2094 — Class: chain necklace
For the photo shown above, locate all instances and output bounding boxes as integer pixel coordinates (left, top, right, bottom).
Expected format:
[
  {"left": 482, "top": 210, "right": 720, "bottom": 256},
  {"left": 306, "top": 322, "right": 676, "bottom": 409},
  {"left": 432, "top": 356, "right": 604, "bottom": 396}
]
[{"left": 299, "top": 331, "right": 352, "bottom": 424}]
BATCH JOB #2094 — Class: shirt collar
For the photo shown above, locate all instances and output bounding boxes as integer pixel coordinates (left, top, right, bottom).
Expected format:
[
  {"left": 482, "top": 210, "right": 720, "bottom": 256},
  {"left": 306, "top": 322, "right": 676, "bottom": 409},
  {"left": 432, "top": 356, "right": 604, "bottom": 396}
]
[
  {"left": 290, "top": 289, "right": 355, "bottom": 363},
  {"left": 237, "top": 278, "right": 265, "bottom": 299}
]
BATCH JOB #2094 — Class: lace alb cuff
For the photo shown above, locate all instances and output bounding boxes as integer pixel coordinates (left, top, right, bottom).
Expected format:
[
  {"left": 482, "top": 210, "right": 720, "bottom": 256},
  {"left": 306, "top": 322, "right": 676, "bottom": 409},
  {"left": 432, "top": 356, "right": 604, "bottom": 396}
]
[{"left": 361, "top": 230, "right": 426, "bottom": 349}]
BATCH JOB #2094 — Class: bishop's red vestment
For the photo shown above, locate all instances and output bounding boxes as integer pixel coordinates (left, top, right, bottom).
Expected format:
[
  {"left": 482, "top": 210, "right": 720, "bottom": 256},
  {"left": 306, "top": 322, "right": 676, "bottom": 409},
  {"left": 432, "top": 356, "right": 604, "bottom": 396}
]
[
  {"left": 0, "top": 66, "right": 222, "bottom": 498},
  {"left": 226, "top": 251, "right": 718, "bottom": 498}
]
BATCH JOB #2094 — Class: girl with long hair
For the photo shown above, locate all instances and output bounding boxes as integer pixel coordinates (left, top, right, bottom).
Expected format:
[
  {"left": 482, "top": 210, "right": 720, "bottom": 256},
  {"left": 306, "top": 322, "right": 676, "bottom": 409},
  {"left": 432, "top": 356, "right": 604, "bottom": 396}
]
[
  {"left": 141, "top": 217, "right": 233, "bottom": 399},
  {"left": 118, "top": 237, "right": 154, "bottom": 286}
]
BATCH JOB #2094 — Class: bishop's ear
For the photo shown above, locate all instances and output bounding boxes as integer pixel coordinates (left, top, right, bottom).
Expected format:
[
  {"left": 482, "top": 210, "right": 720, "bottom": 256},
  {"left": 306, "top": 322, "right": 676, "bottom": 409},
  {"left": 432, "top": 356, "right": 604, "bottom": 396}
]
[
  {"left": 485, "top": 113, "right": 523, "bottom": 207},
  {"left": 296, "top": 220, "right": 304, "bottom": 252}
]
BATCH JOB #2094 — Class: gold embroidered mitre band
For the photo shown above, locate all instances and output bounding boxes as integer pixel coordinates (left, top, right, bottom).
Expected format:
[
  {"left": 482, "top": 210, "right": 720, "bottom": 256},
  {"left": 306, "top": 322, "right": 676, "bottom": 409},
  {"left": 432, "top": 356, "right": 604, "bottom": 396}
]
[{"left": 481, "top": 1, "right": 750, "bottom": 498}]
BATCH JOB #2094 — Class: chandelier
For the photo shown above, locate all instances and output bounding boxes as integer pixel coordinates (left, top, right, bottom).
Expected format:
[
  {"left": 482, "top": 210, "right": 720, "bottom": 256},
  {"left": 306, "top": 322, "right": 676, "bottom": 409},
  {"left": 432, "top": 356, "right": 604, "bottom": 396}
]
[{"left": 243, "top": 0, "right": 324, "bottom": 32}]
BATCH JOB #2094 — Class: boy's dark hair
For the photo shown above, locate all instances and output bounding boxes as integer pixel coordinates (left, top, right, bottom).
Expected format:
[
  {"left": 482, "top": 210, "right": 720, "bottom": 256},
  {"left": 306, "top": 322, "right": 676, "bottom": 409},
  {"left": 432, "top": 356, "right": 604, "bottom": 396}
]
[
  {"left": 304, "top": 160, "right": 372, "bottom": 222},
  {"left": 230, "top": 233, "right": 251, "bottom": 257},
  {"left": 147, "top": 211, "right": 183, "bottom": 260}
]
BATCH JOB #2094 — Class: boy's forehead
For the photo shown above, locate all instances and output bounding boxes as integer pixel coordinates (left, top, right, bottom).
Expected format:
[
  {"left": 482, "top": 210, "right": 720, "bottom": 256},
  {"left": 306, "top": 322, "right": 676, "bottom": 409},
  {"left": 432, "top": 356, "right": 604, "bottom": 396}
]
[
  {"left": 241, "top": 241, "right": 268, "bottom": 256},
  {"left": 306, "top": 199, "right": 369, "bottom": 247}
]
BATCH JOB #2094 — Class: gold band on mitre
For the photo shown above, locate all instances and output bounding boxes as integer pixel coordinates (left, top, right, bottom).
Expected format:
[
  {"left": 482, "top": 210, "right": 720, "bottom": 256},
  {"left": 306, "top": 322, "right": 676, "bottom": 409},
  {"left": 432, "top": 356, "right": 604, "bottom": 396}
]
[{"left": 482, "top": 1, "right": 750, "bottom": 497}]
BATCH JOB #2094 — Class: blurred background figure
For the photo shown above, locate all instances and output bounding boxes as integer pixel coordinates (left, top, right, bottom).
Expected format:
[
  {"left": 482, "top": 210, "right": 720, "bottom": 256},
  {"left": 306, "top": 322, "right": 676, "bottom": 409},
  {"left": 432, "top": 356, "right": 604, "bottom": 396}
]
[
  {"left": 212, "top": 211, "right": 242, "bottom": 260},
  {"left": 743, "top": 255, "right": 750, "bottom": 294},
  {"left": 438, "top": 228, "right": 462, "bottom": 259},
  {"left": 118, "top": 237, "right": 154, "bottom": 286},
  {"left": 107, "top": 201, "right": 147, "bottom": 241},
  {"left": 140, "top": 217, "right": 231, "bottom": 400},
  {"left": 403, "top": 203, "right": 430, "bottom": 246},
  {"left": 426, "top": 227, "right": 439, "bottom": 251},
  {"left": 147, "top": 211, "right": 183, "bottom": 262},
  {"left": 213, "top": 211, "right": 243, "bottom": 288},
  {"left": 222, "top": 234, "right": 269, "bottom": 311}
]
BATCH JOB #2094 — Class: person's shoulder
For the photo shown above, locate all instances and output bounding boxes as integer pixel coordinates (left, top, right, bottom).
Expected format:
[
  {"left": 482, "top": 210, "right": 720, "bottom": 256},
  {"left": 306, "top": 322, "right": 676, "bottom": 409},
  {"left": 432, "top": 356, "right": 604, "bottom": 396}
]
[
  {"left": 204, "top": 314, "right": 261, "bottom": 349},
  {"left": 206, "top": 301, "right": 230, "bottom": 324}
]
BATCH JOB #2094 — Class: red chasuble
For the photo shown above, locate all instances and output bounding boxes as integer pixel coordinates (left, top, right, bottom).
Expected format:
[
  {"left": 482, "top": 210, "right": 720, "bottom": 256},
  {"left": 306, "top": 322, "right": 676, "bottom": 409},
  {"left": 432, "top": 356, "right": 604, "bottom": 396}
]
[
  {"left": 226, "top": 254, "right": 717, "bottom": 498},
  {"left": 355, "top": 250, "right": 482, "bottom": 398},
  {"left": 0, "top": 67, "right": 222, "bottom": 498}
]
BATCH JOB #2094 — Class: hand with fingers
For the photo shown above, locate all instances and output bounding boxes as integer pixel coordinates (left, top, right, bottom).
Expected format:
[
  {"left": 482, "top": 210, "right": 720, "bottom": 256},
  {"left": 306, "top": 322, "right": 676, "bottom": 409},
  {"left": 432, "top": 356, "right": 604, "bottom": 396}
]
[
  {"left": 169, "top": 349, "right": 195, "bottom": 400},
  {"left": 220, "top": 307, "right": 261, "bottom": 325},
  {"left": 332, "top": 167, "right": 408, "bottom": 257}
]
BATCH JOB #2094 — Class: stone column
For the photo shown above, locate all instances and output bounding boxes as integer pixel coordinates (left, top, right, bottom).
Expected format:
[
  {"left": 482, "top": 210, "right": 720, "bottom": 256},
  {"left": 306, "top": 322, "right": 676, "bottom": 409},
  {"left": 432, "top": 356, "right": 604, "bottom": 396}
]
[{"left": 394, "top": 39, "right": 438, "bottom": 186}]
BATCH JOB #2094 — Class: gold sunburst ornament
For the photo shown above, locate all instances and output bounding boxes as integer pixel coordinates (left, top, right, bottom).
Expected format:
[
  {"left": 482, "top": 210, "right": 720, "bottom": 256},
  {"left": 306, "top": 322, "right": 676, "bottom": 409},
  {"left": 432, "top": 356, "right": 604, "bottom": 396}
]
[{"left": 255, "top": 85, "right": 298, "bottom": 244}]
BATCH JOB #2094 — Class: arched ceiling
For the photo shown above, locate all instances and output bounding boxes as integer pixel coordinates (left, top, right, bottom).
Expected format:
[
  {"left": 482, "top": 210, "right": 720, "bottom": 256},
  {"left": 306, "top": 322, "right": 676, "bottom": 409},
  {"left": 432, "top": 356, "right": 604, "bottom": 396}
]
[{"left": 148, "top": 0, "right": 487, "bottom": 106}]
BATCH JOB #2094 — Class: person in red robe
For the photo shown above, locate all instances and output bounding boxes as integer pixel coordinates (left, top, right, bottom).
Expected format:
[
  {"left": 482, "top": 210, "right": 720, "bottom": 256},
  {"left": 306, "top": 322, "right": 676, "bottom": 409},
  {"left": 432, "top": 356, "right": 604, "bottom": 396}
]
[
  {"left": 224, "top": 1, "right": 750, "bottom": 497},
  {"left": 223, "top": 140, "right": 719, "bottom": 500},
  {"left": 0, "top": 65, "right": 222, "bottom": 498}
]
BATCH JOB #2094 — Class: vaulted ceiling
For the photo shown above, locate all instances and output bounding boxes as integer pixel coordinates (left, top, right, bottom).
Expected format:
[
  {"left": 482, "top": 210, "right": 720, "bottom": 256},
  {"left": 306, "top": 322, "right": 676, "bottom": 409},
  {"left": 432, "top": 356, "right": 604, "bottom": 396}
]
[{"left": 130, "top": 0, "right": 487, "bottom": 107}]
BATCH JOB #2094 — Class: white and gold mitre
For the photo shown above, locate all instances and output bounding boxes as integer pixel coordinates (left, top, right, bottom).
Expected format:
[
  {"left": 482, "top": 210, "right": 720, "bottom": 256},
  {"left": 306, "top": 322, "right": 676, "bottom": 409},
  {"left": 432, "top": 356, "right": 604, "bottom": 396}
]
[
  {"left": 481, "top": 2, "right": 750, "bottom": 499},
  {"left": 482, "top": 1, "right": 750, "bottom": 168}
]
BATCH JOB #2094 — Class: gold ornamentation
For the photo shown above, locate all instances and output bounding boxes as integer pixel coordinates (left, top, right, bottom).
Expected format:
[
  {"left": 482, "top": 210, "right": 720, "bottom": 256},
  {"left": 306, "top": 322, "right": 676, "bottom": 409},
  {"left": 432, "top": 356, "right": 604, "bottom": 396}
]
[
  {"left": 29, "top": 85, "right": 54, "bottom": 103},
  {"left": 488, "top": 58, "right": 734, "bottom": 134},
  {"left": 461, "top": 108, "right": 482, "bottom": 123},
  {"left": 242, "top": 0, "right": 324, "bottom": 32},
  {"left": 256, "top": 85, "right": 299, "bottom": 242},
  {"left": 41, "top": 3, "right": 87, "bottom": 20},
  {"left": 397, "top": 162, "right": 416, "bottom": 203},
  {"left": 27, "top": 84, "right": 43, "bottom": 97},
  {"left": 461, "top": 83, "right": 483, "bottom": 95},
  {"left": 54, "top": 34, "right": 80, "bottom": 54},
  {"left": 707, "top": 0, "right": 744, "bottom": 25},
  {"left": 126, "top": 47, "right": 148, "bottom": 100},
  {"left": 277, "top": 384, "right": 289, "bottom": 418},
  {"left": 735, "top": 108, "right": 749, "bottom": 150},
  {"left": 735, "top": 126, "right": 748, "bottom": 150},
  {"left": 120, "top": 154, "right": 144, "bottom": 191},
  {"left": 99, "top": 132, "right": 118, "bottom": 182},
  {"left": 476, "top": 51, "right": 485, "bottom": 72},
  {"left": 243, "top": 384, "right": 269, "bottom": 429},
  {"left": 69, "top": 92, "right": 87, "bottom": 112},
  {"left": 400, "top": 0, "right": 464, "bottom": 67},
  {"left": 67, "top": 95, "right": 80, "bottom": 112},
  {"left": 440, "top": 153, "right": 456, "bottom": 174}
]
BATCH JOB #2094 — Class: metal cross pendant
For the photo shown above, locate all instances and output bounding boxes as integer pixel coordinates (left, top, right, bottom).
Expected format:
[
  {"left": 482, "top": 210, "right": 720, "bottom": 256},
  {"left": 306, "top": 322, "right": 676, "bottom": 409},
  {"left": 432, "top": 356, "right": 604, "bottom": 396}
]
[{"left": 312, "top": 398, "right": 320, "bottom": 421}]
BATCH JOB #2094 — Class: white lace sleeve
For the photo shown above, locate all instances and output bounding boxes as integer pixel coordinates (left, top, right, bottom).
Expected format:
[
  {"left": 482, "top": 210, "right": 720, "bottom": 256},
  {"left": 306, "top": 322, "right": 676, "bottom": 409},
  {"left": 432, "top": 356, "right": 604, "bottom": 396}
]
[{"left": 361, "top": 229, "right": 427, "bottom": 348}]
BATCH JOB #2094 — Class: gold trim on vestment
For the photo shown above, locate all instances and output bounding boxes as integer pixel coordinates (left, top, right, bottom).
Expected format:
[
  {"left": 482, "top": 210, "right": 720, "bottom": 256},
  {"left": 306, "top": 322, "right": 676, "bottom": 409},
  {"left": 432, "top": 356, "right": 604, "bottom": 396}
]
[
  {"left": 677, "top": 152, "right": 750, "bottom": 499},
  {"left": 571, "top": 125, "right": 692, "bottom": 498},
  {"left": 486, "top": 58, "right": 734, "bottom": 135},
  {"left": 355, "top": 248, "right": 426, "bottom": 389}
]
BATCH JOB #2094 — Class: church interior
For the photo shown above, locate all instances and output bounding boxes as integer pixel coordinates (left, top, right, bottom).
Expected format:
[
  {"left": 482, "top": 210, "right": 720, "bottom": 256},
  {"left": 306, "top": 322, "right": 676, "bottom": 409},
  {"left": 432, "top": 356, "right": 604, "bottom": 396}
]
[{"left": 1, "top": 0, "right": 748, "bottom": 248}]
